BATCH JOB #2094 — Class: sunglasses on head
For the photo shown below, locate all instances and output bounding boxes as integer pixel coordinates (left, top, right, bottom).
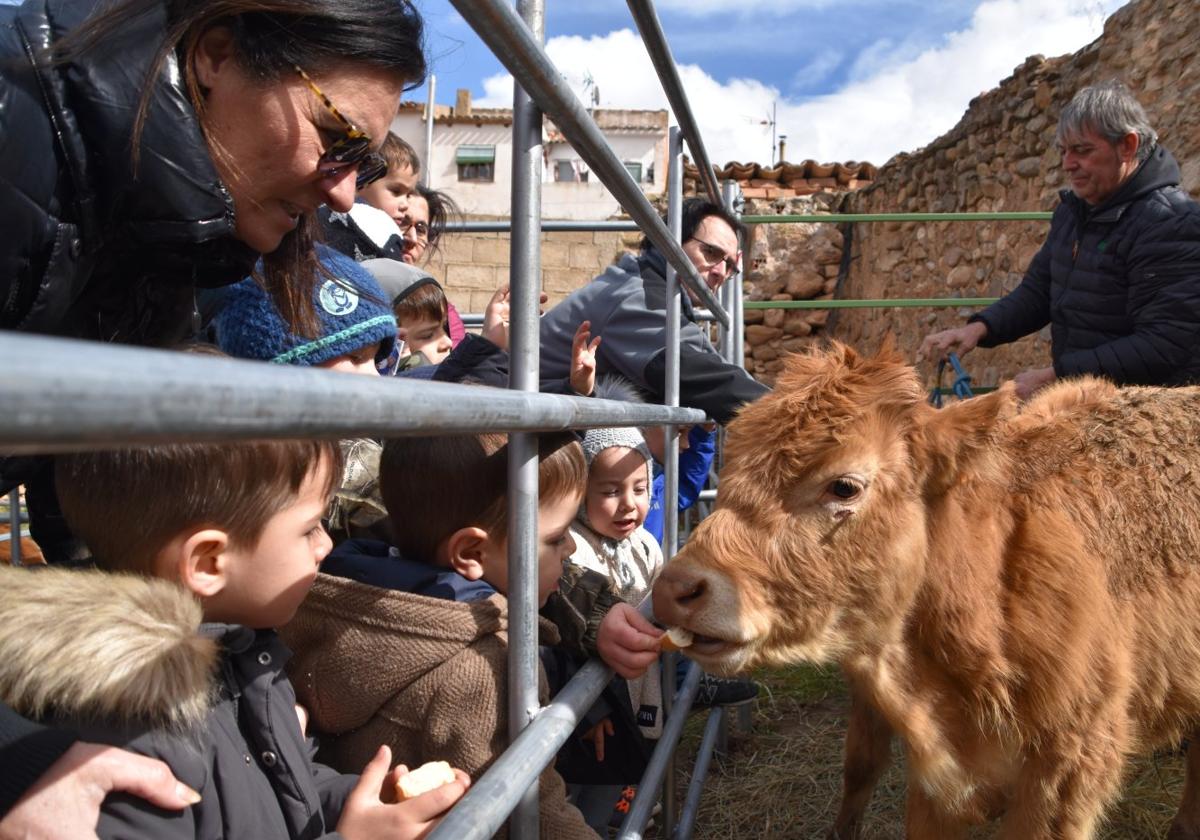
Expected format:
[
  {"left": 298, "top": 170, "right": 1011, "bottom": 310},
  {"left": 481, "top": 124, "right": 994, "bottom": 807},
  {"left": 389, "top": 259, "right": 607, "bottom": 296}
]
[{"left": 295, "top": 66, "right": 388, "bottom": 189}]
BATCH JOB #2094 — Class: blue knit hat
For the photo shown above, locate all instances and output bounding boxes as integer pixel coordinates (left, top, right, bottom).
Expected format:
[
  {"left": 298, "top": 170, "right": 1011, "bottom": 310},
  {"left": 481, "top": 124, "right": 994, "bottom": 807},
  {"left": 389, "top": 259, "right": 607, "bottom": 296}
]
[{"left": 215, "top": 246, "right": 397, "bottom": 368}]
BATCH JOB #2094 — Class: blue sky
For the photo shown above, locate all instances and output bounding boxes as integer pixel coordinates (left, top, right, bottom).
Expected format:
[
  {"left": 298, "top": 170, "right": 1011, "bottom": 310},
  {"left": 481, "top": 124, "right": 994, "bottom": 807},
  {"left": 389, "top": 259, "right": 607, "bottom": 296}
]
[{"left": 415, "top": 0, "right": 1128, "bottom": 165}]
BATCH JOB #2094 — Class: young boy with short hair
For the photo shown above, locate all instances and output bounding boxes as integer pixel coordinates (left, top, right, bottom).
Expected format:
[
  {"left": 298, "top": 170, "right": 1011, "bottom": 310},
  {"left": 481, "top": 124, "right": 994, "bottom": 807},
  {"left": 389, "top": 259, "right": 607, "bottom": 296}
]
[
  {"left": 282, "top": 432, "right": 607, "bottom": 839},
  {"left": 0, "top": 438, "right": 468, "bottom": 839}
]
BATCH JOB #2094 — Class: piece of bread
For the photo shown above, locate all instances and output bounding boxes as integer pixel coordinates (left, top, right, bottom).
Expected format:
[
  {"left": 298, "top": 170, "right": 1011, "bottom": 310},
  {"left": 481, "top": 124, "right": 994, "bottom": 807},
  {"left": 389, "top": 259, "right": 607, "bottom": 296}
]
[
  {"left": 660, "top": 627, "right": 693, "bottom": 652},
  {"left": 396, "top": 760, "right": 456, "bottom": 800}
]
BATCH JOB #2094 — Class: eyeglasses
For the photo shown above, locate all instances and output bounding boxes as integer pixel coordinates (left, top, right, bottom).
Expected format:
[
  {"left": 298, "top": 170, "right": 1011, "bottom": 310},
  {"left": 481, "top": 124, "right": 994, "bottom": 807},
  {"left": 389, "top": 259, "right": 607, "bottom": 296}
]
[
  {"left": 295, "top": 66, "right": 388, "bottom": 189},
  {"left": 688, "top": 237, "right": 739, "bottom": 276},
  {"left": 398, "top": 218, "right": 430, "bottom": 243}
]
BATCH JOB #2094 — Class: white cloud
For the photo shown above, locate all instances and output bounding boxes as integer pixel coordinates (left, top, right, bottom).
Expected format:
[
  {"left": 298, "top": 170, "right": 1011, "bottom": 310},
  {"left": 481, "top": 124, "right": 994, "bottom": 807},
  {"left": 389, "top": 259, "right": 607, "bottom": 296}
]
[
  {"left": 477, "top": 0, "right": 1128, "bottom": 166},
  {"left": 789, "top": 48, "right": 845, "bottom": 92},
  {"left": 653, "top": 0, "right": 841, "bottom": 13}
]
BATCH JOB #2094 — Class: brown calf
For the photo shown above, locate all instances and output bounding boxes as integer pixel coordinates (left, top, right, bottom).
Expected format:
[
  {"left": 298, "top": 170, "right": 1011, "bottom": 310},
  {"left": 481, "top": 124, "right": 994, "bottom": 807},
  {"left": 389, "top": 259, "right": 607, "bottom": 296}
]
[{"left": 653, "top": 343, "right": 1200, "bottom": 839}]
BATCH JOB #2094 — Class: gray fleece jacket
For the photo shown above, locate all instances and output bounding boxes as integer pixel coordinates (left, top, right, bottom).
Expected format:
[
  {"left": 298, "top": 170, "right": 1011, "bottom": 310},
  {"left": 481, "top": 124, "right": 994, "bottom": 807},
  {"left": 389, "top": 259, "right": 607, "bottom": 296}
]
[{"left": 539, "top": 248, "right": 768, "bottom": 424}]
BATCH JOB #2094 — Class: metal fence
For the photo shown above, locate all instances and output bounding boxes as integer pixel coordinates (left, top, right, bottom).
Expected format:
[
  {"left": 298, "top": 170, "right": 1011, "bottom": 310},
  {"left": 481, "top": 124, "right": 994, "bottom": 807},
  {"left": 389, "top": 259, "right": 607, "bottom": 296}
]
[{"left": 0, "top": 1, "right": 745, "bottom": 839}]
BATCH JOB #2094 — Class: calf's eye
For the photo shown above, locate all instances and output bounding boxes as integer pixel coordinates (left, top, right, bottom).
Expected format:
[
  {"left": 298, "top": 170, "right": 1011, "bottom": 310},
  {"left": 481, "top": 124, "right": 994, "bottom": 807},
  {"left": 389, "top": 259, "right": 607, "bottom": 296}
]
[{"left": 828, "top": 479, "right": 861, "bottom": 500}]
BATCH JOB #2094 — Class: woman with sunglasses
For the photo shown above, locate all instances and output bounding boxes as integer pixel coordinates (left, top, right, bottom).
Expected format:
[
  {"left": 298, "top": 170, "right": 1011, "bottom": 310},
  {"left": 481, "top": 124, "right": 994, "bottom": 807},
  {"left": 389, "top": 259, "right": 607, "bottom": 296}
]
[
  {"left": 0, "top": 0, "right": 434, "bottom": 835},
  {"left": 1, "top": 0, "right": 424, "bottom": 345}
]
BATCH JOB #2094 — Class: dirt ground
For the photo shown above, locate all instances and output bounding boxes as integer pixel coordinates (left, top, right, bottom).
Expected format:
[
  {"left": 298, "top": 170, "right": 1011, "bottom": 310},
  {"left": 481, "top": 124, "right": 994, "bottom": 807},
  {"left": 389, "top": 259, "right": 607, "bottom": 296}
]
[{"left": 666, "top": 665, "right": 1186, "bottom": 839}]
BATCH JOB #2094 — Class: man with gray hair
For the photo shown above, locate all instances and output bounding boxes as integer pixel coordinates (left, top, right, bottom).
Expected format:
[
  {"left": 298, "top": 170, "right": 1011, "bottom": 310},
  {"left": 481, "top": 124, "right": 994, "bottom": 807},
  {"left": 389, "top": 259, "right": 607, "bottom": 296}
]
[{"left": 920, "top": 80, "right": 1200, "bottom": 397}]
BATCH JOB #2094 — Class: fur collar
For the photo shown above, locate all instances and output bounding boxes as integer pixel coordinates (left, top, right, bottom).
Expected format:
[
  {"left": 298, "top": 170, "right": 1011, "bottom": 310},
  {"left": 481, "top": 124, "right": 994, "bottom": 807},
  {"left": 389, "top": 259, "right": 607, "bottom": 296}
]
[{"left": 0, "top": 566, "right": 217, "bottom": 730}]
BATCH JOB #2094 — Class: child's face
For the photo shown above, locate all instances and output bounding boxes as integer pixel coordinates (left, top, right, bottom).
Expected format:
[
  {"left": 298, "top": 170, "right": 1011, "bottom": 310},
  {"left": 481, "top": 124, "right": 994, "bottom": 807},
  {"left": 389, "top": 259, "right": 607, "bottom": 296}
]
[
  {"left": 399, "top": 195, "right": 431, "bottom": 266},
  {"left": 213, "top": 460, "right": 334, "bottom": 628},
  {"left": 398, "top": 316, "right": 452, "bottom": 364},
  {"left": 318, "top": 340, "right": 383, "bottom": 377},
  {"left": 481, "top": 490, "right": 581, "bottom": 607},
  {"left": 358, "top": 164, "right": 418, "bottom": 223},
  {"left": 585, "top": 447, "right": 651, "bottom": 541}
]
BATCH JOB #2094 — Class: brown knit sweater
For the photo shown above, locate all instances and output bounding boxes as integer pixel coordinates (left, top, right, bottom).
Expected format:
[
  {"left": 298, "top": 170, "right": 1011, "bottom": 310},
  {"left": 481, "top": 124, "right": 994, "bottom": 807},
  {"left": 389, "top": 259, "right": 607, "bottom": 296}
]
[{"left": 282, "top": 572, "right": 599, "bottom": 840}]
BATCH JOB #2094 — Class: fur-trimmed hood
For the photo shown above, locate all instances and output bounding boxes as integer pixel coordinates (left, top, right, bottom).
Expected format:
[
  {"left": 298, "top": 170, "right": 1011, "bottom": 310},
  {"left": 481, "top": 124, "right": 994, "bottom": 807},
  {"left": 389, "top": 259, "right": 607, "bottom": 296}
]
[{"left": 0, "top": 566, "right": 217, "bottom": 730}]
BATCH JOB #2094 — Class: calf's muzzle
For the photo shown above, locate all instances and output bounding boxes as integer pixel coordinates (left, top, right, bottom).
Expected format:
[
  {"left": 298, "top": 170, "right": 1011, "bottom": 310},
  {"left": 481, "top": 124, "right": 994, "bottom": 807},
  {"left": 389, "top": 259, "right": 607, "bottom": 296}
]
[{"left": 652, "top": 563, "right": 710, "bottom": 628}]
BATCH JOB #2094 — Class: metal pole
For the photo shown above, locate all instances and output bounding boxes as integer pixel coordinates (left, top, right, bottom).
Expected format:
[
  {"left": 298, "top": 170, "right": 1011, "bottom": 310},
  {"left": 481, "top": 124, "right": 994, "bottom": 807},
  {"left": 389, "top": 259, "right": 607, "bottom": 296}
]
[
  {"left": 625, "top": 0, "right": 722, "bottom": 205},
  {"left": 740, "top": 211, "right": 1053, "bottom": 224},
  {"left": 507, "top": 1, "right": 544, "bottom": 835},
  {"left": 614, "top": 662, "right": 703, "bottom": 840},
  {"left": 672, "top": 707, "right": 726, "bottom": 840},
  {"left": 727, "top": 182, "right": 746, "bottom": 369},
  {"left": 7, "top": 489, "right": 20, "bottom": 566},
  {"left": 446, "top": 0, "right": 729, "bottom": 328},
  {"left": 718, "top": 250, "right": 734, "bottom": 364},
  {"left": 428, "top": 660, "right": 613, "bottom": 840},
  {"left": 0, "top": 335, "right": 707, "bottom": 454},
  {"left": 423, "top": 74, "right": 436, "bottom": 188},
  {"left": 447, "top": 219, "right": 639, "bottom": 233},
  {"left": 659, "top": 124, "right": 684, "bottom": 837}
]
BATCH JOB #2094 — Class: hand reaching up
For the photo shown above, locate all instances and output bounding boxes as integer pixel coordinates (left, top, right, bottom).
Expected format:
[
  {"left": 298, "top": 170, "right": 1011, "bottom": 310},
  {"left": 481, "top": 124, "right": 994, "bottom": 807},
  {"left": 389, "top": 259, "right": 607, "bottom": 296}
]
[
  {"left": 481, "top": 284, "right": 549, "bottom": 352},
  {"left": 570, "top": 320, "right": 602, "bottom": 397}
]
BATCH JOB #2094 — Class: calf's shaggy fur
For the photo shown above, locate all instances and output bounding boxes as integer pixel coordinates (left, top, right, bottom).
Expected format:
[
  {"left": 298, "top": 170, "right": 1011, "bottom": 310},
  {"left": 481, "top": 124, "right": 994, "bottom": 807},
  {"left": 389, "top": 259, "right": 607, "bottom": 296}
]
[{"left": 653, "top": 342, "right": 1200, "bottom": 839}]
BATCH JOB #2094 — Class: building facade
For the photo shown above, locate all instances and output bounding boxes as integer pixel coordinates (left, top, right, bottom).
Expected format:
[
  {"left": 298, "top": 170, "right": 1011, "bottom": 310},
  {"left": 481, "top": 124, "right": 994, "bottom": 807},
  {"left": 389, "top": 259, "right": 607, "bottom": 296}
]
[{"left": 391, "top": 90, "right": 668, "bottom": 220}]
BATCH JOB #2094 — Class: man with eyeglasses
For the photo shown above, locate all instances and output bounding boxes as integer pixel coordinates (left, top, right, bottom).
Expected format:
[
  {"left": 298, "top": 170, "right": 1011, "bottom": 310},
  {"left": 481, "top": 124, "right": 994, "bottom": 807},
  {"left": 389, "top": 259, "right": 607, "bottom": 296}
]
[{"left": 540, "top": 198, "right": 768, "bottom": 425}]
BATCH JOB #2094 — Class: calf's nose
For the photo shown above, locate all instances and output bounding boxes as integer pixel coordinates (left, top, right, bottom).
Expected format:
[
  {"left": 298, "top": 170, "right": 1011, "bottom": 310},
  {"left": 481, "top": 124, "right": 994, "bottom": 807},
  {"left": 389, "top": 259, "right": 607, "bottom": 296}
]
[{"left": 652, "top": 564, "right": 710, "bottom": 627}]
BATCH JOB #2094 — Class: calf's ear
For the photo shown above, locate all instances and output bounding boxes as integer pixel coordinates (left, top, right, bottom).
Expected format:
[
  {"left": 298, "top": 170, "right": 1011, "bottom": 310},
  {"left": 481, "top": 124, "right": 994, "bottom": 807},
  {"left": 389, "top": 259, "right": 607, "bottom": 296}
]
[{"left": 909, "top": 384, "right": 1017, "bottom": 496}]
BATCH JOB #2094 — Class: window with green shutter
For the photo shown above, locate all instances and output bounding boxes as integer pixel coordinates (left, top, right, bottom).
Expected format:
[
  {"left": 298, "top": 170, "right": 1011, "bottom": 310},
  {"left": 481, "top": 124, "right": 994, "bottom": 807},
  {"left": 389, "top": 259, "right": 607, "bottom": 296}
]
[{"left": 456, "top": 145, "right": 496, "bottom": 182}]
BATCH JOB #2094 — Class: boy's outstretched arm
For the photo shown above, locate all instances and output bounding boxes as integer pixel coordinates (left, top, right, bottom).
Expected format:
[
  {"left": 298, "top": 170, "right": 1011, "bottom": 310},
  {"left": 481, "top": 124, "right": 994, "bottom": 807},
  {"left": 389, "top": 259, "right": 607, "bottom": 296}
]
[{"left": 335, "top": 746, "right": 468, "bottom": 840}]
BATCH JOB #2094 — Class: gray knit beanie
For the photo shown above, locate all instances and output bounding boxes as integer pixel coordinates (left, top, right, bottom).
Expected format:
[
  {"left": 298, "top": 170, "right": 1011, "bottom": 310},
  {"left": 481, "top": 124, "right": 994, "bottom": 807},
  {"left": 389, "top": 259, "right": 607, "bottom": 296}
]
[{"left": 580, "top": 427, "right": 654, "bottom": 481}]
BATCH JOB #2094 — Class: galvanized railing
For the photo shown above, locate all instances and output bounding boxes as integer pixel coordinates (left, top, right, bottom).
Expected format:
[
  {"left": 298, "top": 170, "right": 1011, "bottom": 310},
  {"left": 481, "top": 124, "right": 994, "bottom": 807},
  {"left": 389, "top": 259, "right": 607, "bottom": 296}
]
[{"left": 0, "top": 3, "right": 743, "bottom": 840}]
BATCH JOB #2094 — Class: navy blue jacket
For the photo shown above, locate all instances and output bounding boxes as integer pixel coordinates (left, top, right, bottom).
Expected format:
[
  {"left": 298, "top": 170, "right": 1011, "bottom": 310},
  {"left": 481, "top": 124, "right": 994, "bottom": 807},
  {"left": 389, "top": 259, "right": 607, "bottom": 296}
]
[
  {"left": 972, "top": 145, "right": 1200, "bottom": 386},
  {"left": 643, "top": 425, "right": 715, "bottom": 544}
]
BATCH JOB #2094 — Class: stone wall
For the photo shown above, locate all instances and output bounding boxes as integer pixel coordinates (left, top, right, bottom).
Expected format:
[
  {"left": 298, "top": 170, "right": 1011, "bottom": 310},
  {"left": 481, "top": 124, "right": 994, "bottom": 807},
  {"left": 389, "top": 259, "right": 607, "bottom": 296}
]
[
  {"left": 830, "top": 0, "right": 1200, "bottom": 384},
  {"left": 740, "top": 193, "right": 848, "bottom": 383},
  {"left": 427, "top": 228, "right": 639, "bottom": 315}
]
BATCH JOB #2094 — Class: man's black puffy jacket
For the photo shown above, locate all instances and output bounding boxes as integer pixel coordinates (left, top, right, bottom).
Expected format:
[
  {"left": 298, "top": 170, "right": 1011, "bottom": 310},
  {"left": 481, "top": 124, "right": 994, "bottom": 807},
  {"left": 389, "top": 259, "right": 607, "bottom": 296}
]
[
  {"left": 0, "top": 0, "right": 257, "bottom": 345},
  {"left": 972, "top": 144, "right": 1200, "bottom": 386}
]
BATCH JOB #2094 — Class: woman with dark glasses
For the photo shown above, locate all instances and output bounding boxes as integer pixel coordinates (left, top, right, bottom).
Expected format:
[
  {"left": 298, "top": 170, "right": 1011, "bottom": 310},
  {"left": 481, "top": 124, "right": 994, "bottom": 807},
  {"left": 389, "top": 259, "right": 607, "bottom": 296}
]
[
  {"left": 0, "top": 0, "right": 432, "bottom": 835},
  {"left": 0, "top": 0, "right": 424, "bottom": 345}
]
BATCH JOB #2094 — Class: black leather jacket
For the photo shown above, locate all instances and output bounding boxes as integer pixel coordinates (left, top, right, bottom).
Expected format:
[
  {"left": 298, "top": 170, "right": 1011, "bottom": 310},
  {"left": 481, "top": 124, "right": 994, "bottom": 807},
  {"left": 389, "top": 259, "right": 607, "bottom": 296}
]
[{"left": 0, "top": 0, "right": 258, "bottom": 345}]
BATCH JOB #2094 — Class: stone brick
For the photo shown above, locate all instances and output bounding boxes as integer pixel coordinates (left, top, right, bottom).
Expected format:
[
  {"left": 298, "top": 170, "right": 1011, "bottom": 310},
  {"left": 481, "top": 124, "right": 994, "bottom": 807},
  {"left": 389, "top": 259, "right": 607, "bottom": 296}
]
[
  {"left": 568, "top": 243, "right": 602, "bottom": 269},
  {"left": 783, "top": 311, "right": 813, "bottom": 336},
  {"left": 785, "top": 272, "right": 825, "bottom": 299},
  {"left": 751, "top": 343, "right": 780, "bottom": 362},
  {"left": 544, "top": 268, "right": 592, "bottom": 295},
  {"left": 946, "top": 265, "right": 974, "bottom": 290},
  {"left": 1015, "top": 157, "right": 1042, "bottom": 178},
  {"left": 468, "top": 290, "right": 498, "bottom": 312},
  {"left": 542, "top": 240, "right": 572, "bottom": 269},
  {"left": 745, "top": 325, "right": 783, "bottom": 345},
  {"left": 441, "top": 236, "right": 476, "bottom": 263},
  {"left": 473, "top": 237, "right": 511, "bottom": 266},
  {"left": 445, "top": 263, "right": 498, "bottom": 292}
]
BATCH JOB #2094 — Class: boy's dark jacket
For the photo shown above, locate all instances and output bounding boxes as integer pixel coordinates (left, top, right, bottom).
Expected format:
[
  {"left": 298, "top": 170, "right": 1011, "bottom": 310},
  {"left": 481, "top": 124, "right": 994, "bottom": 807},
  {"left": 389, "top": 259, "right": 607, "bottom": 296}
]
[
  {"left": 282, "top": 540, "right": 600, "bottom": 839},
  {"left": 0, "top": 566, "right": 356, "bottom": 839}
]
